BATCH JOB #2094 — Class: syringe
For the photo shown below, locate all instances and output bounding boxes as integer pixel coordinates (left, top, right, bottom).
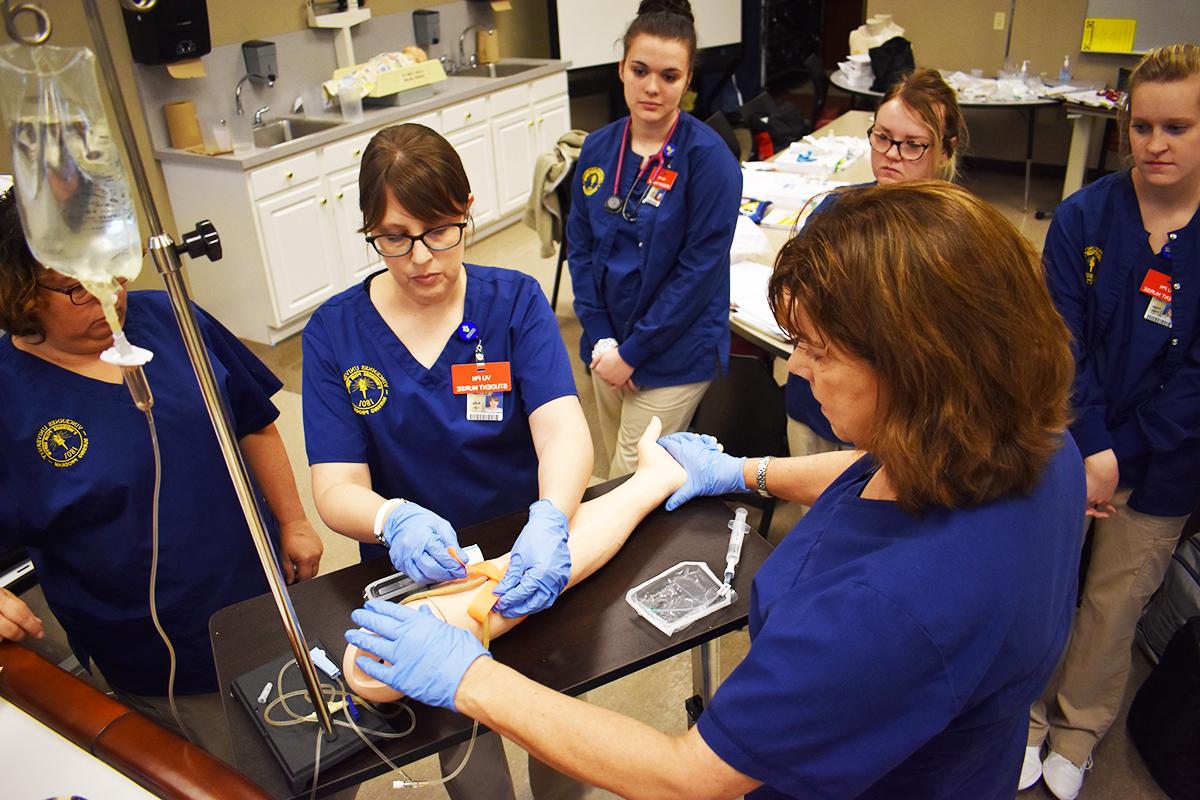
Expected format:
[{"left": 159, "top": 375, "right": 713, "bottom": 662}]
[{"left": 718, "top": 507, "right": 750, "bottom": 598}]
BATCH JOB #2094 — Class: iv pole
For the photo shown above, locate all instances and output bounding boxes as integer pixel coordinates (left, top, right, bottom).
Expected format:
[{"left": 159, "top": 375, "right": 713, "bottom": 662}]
[{"left": 2, "top": 0, "right": 336, "bottom": 738}]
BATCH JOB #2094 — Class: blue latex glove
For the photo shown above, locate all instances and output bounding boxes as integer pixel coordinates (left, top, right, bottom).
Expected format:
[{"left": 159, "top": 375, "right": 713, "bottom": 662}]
[
  {"left": 657, "top": 432, "right": 749, "bottom": 511},
  {"left": 346, "top": 600, "right": 489, "bottom": 712},
  {"left": 380, "top": 501, "right": 467, "bottom": 584},
  {"left": 492, "top": 499, "right": 571, "bottom": 618}
]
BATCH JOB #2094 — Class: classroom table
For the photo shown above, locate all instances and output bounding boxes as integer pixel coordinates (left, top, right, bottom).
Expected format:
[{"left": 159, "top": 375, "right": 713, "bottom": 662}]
[
  {"left": 830, "top": 69, "right": 1058, "bottom": 211},
  {"left": 210, "top": 488, "right": 771, "bottom": 797},
  {"left": 728, "top": 109, "right": 875, "bottom": 359}
]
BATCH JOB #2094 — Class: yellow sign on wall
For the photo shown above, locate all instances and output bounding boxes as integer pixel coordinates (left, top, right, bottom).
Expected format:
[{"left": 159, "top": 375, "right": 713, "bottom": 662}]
[{"left": 1081, "top": 18, "right": 1137, "bottom": 53}]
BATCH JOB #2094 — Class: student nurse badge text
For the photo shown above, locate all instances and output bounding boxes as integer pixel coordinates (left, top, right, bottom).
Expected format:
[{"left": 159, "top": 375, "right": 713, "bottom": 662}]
[{"left": 451, "top": 361, "right": 512, "bottom": 395}]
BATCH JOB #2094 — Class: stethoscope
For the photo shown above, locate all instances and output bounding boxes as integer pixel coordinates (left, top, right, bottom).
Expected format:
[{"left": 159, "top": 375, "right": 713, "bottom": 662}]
[{"left": 604, "top": 113, "right": 680, "bottom": 222}]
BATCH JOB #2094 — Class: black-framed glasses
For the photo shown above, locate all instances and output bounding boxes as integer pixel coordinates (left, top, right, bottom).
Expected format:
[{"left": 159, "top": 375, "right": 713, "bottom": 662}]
[
  {"left": 866, "top": 125, "right": 930, "bottom": 161},
  {"left": 37, "top": 276, "right": 127, "bottom": 305},
  {"left": 365, "top": 222, "right": 467, "bottom": 258}
]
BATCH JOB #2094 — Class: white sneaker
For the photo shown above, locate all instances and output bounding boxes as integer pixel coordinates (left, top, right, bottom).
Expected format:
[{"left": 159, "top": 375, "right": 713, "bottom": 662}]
[
  {"left": 1042, "top": 751, "right": 1089, "bottom": 800},
  {"left": 1018, "top": 745, "right": 1043, "bottom": 790}
]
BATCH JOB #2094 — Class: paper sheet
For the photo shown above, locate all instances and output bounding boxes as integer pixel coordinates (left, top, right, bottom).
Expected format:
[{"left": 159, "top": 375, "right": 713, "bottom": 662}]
[
  {"left": 166, "top": 58, "right": 206, "bottom": 79},
  {"left": 1081, "top": 18, "right": 1136, "bottom": 53},
  {"left": 730, "top": 260, "right": 787, "bottom": 341}
]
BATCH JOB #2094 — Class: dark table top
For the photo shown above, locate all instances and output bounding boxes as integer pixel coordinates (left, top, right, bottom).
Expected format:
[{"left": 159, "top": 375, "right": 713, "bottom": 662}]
[{"left": 211, "top": 488, "right": 774, "bottom": 798}]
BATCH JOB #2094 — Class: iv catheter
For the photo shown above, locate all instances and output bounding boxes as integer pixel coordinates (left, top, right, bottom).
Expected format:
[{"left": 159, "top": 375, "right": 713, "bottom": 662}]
[{"left": 0, "top": 0, "right": 336, "bottom": 738}]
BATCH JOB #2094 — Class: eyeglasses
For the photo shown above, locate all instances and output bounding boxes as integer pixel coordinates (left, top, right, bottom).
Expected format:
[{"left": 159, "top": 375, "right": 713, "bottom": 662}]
[
  {"left": 866, "top": 125, "right": 931, "bottom": 161},
  {"left": 365, "top": 222, "right": 467, "bottom": 258},
  {"left": 38, "top": 276, "right": 128, "bottom": 305}
]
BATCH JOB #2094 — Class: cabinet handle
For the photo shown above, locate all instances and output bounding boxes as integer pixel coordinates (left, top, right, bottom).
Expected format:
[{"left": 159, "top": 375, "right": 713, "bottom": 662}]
[
  {"left": 336, "top": 192, "right": 344, "bottom": 200},
  {"left": 285, "top": 171, "right": 294, "bottom": 179},
  {"left": 465, "top": 111, "right": 473, "bottom": 119},
  {"left": 528, "top": 120, "right": 535, "bottom": 128},
  {"left": 320, "top": 197, "right": 328, "bottom": 205},
  {"left": 538, "top": 117, "right": 545, "bottom": 124},
  {"left": 352, "top": 149, "right": 361, "bottom": 156}
]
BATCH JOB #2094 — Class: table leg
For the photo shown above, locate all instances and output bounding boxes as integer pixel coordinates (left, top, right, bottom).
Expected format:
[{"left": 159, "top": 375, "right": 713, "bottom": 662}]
[
  {"left": 1062, "top": 113, "right": 1097, "bottom": 201},
  {"left": 1024, "top": 107, "right": 1036, "bottom": 212},
  {"left": 691, "top": 638, "right": 721, "bottom": 706}
]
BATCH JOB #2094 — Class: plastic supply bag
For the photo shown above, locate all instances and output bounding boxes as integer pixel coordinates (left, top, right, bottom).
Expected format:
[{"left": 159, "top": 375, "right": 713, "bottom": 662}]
[
  {"left": 0, "top": 43, "right": 141, "bottom": 285},
  {"left": 626, "top": 561, "right": 732, "bottom": 636}
]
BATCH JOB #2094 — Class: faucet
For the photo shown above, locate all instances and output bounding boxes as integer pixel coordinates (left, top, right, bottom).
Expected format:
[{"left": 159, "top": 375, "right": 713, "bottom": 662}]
[
  {"left": 458, "top": 24, "right": 493, "bottom": 70},
  {"left": 235, "top": 72, "right": 276, "bottom": 116},
  {"left": 253, "top": 106, "right": 271, "bottom": 127}
]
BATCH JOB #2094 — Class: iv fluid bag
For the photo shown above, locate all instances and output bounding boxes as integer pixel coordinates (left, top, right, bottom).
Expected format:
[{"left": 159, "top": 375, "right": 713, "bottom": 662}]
[{"left": 0, "top": 44, "right": 141, "bottom": 285}]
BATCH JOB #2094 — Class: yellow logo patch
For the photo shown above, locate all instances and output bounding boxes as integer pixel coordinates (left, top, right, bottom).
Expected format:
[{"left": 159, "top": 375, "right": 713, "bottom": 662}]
[
  {"left": 1083, "top": 245, "right": 1102, "bottom": 286},
  {"left": 36, "top": 418, "right": 89, "bottom": 468},
  {"left": 344, "top": 365, "right": 389, "bottom": 415},
  {"left": 581, "top": 166, "right": 605, "bottom": 197}
]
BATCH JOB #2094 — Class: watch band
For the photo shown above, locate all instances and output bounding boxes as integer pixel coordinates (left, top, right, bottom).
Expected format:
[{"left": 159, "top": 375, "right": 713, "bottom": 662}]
[
  {"left": 373, "top": 498, "right": 408, "bottom": 546},
  {"left": 756, "top": 456, "right": 774, "bottom": 498}
]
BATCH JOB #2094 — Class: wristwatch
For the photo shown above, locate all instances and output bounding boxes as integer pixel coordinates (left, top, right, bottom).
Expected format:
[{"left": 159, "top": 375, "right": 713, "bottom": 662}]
[
  {"left": 373, "top": 498, "right": 408, "bottom": 546},
  {"left": 756, "top": 456, "right": 774, "bottom": 498}
]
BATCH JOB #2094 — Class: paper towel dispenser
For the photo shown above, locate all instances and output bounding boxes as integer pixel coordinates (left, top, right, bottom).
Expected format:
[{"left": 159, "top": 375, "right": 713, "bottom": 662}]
[{"left": 123, "top": 0, "right": 212, "bottom": 65}]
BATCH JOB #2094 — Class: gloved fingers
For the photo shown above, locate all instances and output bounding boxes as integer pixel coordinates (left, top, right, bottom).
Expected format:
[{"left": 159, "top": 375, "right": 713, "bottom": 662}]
[
  {"left": 495, "top": 573, "right": 554, "bottom": 617},
  {"left": 345, "top": 628, "right": 394, "bottom": 664},
  {"left": 494, "top": 552, "right": 526, "bottom": 596},
  {"left": 424, "top": 537, "right": 468, "bottom": 579},
  {"left": 353, "top": 604, "right": 414, "bottom": 640},
  {"left": 665, "top": 485, "right": 693, "bottom": 511},
  {"left": 354, "top": 653, "right": 398, "bottom": 686}
]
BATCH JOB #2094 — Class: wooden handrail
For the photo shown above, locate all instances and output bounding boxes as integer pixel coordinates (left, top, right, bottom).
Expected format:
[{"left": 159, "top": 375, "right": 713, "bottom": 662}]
[{"left": 0, "top": 642, "right": 271, "bottom": 800}]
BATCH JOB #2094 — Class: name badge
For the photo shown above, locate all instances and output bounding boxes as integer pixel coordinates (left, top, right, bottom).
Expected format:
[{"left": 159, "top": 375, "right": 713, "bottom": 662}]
[
  {"left": 1140, "top": 268, "right": 1173, "bottom": 303},
  {"left": 465, "top": 391, "right": 504, "bottom": 421},
  {"left": 1144, "top": 297, "right": 1172, "bottom": 328},
  {"left": 451, "top": 361, "right": 512, "bottom": 395},
  {"left": 650, "top": 168, "right": 677, "bottom": 191}
]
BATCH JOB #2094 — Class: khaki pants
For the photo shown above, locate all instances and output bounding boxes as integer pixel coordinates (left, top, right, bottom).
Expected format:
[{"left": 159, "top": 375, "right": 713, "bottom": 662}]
[
  {"left": 1028, "top": 488, "right": 1189, "bottom": 766},
  {"left": 591, "top": 374, "right": 710, "bottom": 479},
  {"left": 439, "top": 732, "right": 516, "bottom": 800}
]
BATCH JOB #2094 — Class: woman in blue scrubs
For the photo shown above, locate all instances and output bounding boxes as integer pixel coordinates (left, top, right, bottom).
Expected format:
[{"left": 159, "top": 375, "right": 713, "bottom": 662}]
[
  {"left": 343, "top": 182, "right": 1086, "bottom": 799},
  {"left": 1022, "top": 44, "right": 1200, "bottom": 800},
  {"left": 302, "top": 122, "right": 592, "bottom": 796},
  {"left": 567, "top": 0, "right": 742, "bottom": 478},
  {"left": 0, "top": 187, "right": 323, "bottom": 762},
  {"left": 786, "top": 69, "right": 966, "bottom": 461}
]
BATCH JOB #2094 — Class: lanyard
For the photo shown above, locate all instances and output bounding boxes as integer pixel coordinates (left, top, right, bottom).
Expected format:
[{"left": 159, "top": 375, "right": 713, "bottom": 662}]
[{"left": 605, "top": 114, "right": 680, "bottom": 217}]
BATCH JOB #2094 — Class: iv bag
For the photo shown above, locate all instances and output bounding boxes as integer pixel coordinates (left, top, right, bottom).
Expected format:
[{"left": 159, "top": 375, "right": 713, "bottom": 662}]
[{"left": 0, "top": 44, "right": 141, "bottom": 285}]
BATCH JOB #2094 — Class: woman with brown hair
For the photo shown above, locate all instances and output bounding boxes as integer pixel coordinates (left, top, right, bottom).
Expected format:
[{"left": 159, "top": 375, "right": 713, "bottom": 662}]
[
  {"left": 301, "top": 122, "right": 592, "bottom": 795},
  {"left": 345, "top": 181, "right": 1086, "bottom": 799},
  {"left": 786, "top": 67, "right": 968, "bottom": 460}
]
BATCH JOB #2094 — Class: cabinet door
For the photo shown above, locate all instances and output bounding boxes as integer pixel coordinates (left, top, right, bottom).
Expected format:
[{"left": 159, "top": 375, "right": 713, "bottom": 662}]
[
  {"left": 256, "top": 181, "right": 341, "bottom": 323},
  {"left": 447, "top": 123, "right": 499, "bottom": 228},
  {"left": 328, "top": 164, "right": 381, "bottom": 284},
  {"left": 491, "top": 106, "right": 538, "bottom": 216},
  {"left": 535, "top": 95, "right": 572, "bottom": 154}
]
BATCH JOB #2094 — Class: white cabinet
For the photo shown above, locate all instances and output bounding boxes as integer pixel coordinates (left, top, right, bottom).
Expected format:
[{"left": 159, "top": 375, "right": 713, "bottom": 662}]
[
  {"left": 160, "top": 70, "right": 571, "bottom": 344},
  {"left": 256, "top": 180, "right": 342, "bottom": 320}
]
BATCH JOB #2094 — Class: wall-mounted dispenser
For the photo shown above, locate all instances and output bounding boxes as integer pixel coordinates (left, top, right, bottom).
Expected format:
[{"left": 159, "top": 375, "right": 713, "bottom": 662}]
[
  {"left": 122, "top": 0, "right": 212, "bottom": 65},
  {"left": 414, "top": 9, "right": 441, "bottom": 52},
  {"left": 242, "top": 40, "right": 277, "bottom": 80}
]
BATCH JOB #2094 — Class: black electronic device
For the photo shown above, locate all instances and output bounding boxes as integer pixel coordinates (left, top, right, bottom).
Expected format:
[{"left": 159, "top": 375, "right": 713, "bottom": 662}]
[
  {"left": 122, "top": 0, "right": 212, "bottom": 65},
  {"left": 231, "top": 639, "right": 399, "bottom": 793}
]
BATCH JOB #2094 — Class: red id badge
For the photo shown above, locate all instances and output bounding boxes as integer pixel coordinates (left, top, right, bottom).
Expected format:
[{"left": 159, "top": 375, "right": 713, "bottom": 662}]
[
  {"left": 451, "top": 361, "right": 512, "bottom": 395},
  {"left": 650, "top": 168, "right": 678, "bottom": 191},
  {"left": 1140, "top": 268, "right": 1173, "bottom": 303}
]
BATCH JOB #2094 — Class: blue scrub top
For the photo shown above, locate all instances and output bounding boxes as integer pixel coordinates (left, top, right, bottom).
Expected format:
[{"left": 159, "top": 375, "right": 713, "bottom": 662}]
[
  {"left": 698, "top": 439, "right": 1085, "bottom": 799},
  {"left": 301, "top": 265, "right": 577, "bottom": 560},
  {"left": 1044, "top": 171, "right": 1200, "bottom": 516},
  {"left": 784, "top": 186, "right": 873, "bottom": 446},
  {"left": 0, "top": 292, "right": 282, "bottom": 695},
  {"left": 567, "top": 112, "right": 742, "bottom": 387}
]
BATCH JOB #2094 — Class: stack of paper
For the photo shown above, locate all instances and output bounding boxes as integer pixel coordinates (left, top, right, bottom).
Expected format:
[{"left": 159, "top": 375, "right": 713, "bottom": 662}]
[{"left": 730, "top": 260, "right": 787, "bottom": 341}]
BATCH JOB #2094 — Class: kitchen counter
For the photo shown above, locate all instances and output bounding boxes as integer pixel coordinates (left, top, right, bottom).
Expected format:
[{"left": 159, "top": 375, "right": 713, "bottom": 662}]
[{"left": 154, "top": 58, "right": 569, "bottom": 171}]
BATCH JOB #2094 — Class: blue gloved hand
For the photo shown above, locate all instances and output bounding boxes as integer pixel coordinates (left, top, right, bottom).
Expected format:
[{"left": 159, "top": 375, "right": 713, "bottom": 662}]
[
  {"left": 492, "top": 499, "right": 571, "bottom": 618},
  {"left": 346, "top": 600, "right": 489, "bottom": 712},
  {"left": 380, "top": 501, "right": 467, "bottom": 584},
  {"left": 657, "top": 432, "right": 749, "bottom": 511}
]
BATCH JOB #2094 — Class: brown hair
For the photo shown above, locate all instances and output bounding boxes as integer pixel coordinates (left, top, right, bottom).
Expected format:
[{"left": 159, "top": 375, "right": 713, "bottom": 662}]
[
  {"left": 880, "top": 68, "right": 969, "bottom": 181},
  {"left": 1120, "top": 43, "right": 1200, "bottom": 155},
  {"left": 358, "top": 124, "right": 472, "bottom": 233},
  {"left": 768, "top": 181, "right": 1073, "bottom": 515},
  {"left": 622, "top": 0, "right": 697, "bottom": 74},
  {"left": 0, "top": 187, "right": 48, "bottom": 340}
]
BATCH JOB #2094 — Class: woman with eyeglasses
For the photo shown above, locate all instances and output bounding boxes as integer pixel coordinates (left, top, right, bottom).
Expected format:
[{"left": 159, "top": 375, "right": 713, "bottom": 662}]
[
  {"left": 301, "top": 123, "right": 592, "bottom": 797},
  {"left": 566, "top": 0, "right": 742, "bottom": 478},
  {"left": 785, "top": 68, "right": 968, "bottom": 462},
  {"left": 0, "top": 187, "right": 323, "bottom": 762}
]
